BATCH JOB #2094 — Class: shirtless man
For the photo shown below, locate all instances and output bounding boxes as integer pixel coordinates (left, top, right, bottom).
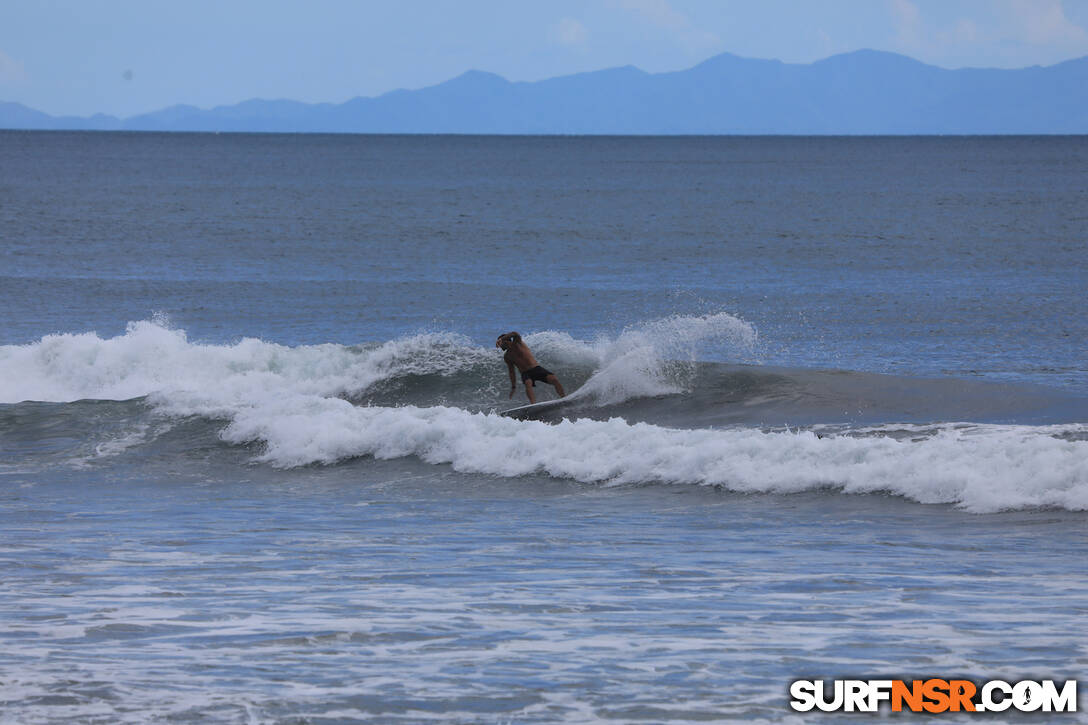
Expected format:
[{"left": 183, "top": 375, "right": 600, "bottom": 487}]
[{"left": 496, "top": 331, "right": 566, "bottom": 404}]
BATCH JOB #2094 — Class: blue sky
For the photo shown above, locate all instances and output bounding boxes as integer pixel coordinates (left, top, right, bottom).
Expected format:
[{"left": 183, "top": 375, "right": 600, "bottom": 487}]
[{"left": 2, "top": 0, "right": 1087, "bottom": 117}]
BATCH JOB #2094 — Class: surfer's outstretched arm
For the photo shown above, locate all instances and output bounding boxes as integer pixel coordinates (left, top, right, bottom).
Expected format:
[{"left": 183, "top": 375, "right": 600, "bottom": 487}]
[{"left": 507, "top": 361, "right": 517, "bottom": 398}]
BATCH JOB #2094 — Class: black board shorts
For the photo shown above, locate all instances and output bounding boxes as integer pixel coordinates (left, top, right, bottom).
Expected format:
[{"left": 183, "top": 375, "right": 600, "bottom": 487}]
[{"left": 521, "top": 366, "right": 553, "bottom": 385}]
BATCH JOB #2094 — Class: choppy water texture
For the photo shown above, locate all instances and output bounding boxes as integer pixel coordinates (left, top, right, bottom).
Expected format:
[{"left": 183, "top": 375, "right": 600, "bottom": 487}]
[{"left": 1, "top": 132, "right": 1087, "bottom": 722}]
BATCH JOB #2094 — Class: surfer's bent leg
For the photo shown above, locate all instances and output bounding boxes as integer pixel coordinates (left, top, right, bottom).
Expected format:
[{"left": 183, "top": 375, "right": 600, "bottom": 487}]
[
  {"left": 524, "top": 377, "right": 537, "bottom": 404},
  {"left": 546, "top": 374, "right": 565, "bottom": 398}
]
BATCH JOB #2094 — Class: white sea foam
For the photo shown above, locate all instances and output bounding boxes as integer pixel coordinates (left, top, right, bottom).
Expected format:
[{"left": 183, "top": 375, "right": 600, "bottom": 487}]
[
  {"left": 2, "top": 318, "right": 1085, "bottom": 512},
  {"left": 217, "top": 402, "right": 1088, "bottom": 513}
]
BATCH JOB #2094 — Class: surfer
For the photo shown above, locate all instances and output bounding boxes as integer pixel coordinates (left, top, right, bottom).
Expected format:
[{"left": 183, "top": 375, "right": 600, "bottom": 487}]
[{"left": 496, "top": 332, "right": 566, "bottom": 404}]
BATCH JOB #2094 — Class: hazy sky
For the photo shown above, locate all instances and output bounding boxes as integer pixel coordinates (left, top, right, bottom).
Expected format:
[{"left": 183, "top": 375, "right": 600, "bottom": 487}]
[{"left": 3, "top": 0, "right": 1088, "bottom": 117}]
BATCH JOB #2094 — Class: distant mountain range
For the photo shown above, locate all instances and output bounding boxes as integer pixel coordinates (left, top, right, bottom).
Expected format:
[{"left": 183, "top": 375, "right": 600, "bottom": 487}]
[{"left": 4, "top": 49, "right": 1087, "bottom": 134}]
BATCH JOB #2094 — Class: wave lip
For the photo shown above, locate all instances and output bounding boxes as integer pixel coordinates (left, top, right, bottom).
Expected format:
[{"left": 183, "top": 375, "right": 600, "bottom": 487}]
[
  {"left": 0, "top": 312, "right": 758, "bottom": 412},
  {"left": 0, "top": 321, "right": 490, "bottom": 405}
]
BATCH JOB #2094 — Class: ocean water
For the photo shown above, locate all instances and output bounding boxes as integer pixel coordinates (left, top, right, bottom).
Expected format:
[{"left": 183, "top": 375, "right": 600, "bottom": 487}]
[{"left": 1, "top": 131, "right": 1086, "bottom": 723}]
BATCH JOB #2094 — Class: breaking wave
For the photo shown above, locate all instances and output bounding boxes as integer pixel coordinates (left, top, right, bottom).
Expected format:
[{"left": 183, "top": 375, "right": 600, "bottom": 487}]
[{"left": 2, "top": 317, "right": 1086, "bottom": 513}]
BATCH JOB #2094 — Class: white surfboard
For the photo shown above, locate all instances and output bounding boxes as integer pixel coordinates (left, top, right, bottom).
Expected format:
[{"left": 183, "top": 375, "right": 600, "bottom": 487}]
[{"left": 499, "top": 396, "right": 572, "bottom": 419}]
